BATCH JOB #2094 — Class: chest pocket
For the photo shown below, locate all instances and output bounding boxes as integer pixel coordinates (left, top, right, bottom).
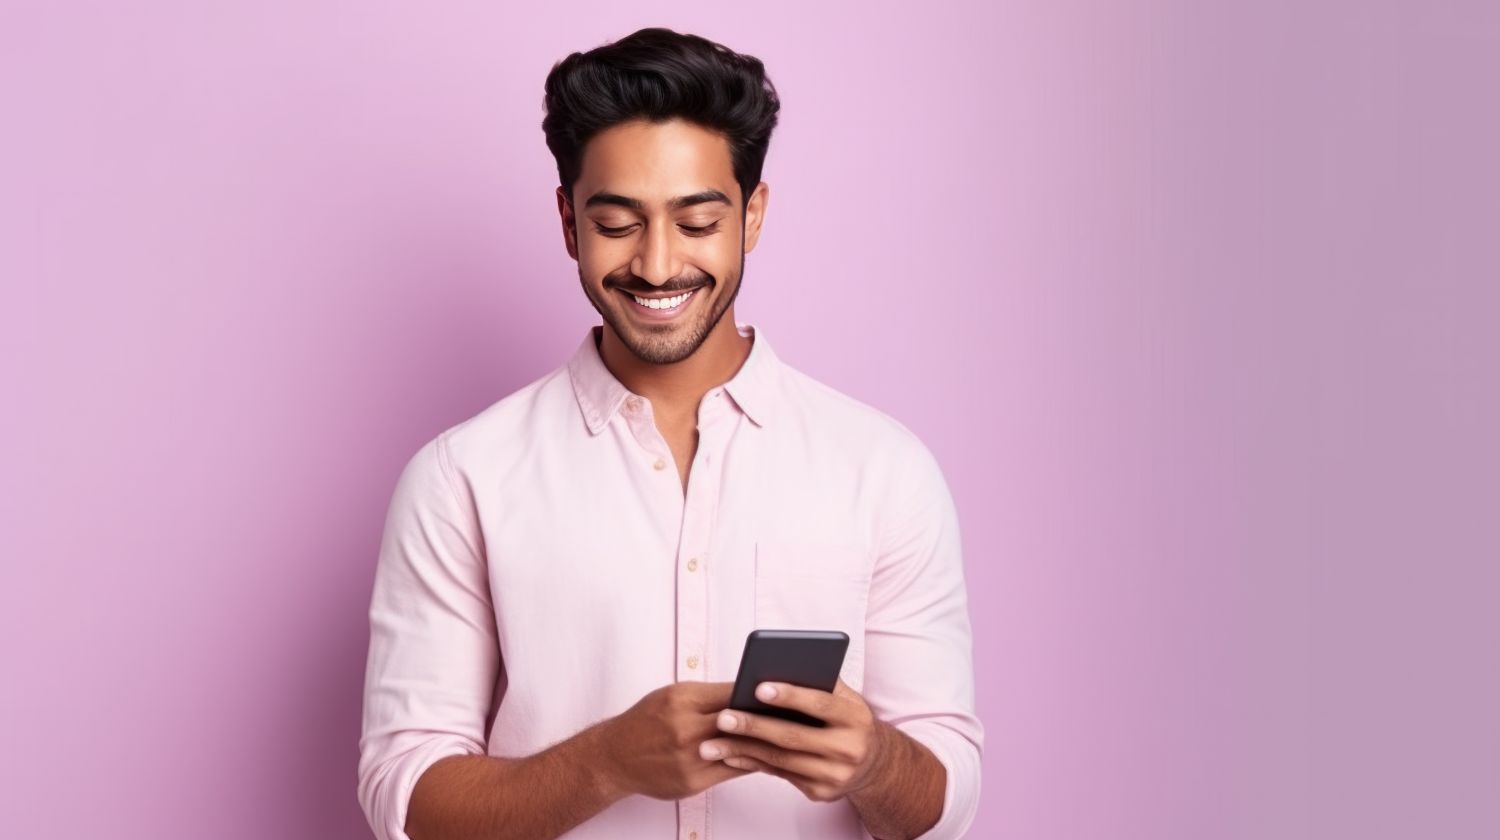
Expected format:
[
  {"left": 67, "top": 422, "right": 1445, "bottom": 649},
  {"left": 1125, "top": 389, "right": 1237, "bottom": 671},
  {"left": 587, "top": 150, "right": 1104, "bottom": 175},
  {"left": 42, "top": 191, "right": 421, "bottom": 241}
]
[{"left": 753, "top": 540, "right": 872, "bottom": 690}]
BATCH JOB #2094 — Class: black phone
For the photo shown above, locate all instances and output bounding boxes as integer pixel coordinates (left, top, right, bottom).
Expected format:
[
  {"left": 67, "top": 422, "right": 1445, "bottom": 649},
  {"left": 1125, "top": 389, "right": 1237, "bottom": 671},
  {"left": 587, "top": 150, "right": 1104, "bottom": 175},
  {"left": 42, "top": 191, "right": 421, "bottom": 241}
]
[{"left": 729, "top": 629, "right": 849, "bottom": 728}]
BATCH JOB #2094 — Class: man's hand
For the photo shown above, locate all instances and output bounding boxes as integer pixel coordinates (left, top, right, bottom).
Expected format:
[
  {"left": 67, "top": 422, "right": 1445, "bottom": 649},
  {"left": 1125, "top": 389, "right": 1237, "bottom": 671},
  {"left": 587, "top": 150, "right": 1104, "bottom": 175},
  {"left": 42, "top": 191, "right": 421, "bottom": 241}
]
[
  {"left": 595, "top": 680, "right": 755, "bottom": 801},
  {"left": 695, "top": 677, "right": 894, "bottom": 803}
]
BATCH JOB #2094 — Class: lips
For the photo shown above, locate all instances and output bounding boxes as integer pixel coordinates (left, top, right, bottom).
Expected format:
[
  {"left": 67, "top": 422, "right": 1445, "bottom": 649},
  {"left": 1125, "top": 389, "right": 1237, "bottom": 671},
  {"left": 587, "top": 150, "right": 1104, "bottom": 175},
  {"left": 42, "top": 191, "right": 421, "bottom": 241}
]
[
  {"left": 618, "top": 285, "right": 702, "bottom": 320},
  {"left": 617, "top": 284, "right": 705, "bottom": 300}
]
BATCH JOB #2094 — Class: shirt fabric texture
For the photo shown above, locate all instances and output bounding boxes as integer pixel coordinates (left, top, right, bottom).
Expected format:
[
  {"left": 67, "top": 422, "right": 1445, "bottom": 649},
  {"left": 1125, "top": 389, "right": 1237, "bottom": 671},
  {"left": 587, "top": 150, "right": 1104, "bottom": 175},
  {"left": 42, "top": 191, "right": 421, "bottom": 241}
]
[{"left": 358, "top": 322, "right": 983, "bottom": 840}]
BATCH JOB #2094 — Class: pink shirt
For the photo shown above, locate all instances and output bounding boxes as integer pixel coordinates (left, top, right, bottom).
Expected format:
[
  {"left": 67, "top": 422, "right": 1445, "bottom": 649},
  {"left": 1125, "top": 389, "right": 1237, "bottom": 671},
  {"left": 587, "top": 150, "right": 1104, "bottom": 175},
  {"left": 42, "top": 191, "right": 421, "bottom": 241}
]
[{"left": 358, "top": 322, "right": 982, "bottom": 840}]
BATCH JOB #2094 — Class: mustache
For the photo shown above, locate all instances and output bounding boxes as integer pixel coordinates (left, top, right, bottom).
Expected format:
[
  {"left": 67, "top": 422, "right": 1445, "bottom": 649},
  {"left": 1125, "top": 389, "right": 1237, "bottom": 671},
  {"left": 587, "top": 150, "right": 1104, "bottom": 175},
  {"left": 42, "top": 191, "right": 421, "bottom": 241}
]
[{"left": 605, "top": 269, "right": 713, "bottom": 295}]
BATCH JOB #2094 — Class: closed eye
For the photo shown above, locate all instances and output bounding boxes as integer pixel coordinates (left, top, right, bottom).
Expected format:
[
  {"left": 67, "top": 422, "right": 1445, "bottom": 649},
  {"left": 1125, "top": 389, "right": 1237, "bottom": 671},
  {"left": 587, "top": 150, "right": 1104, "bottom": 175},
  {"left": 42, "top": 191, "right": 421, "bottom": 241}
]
[{"left": 593, "top": 222, "right": 720, "bottom": 237}]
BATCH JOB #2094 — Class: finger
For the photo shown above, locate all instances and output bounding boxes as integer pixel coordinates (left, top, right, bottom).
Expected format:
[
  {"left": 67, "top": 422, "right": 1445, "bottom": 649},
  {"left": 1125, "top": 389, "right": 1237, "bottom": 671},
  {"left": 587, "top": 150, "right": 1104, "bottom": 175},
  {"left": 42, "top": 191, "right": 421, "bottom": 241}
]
[
  {"left": 751, "top": 681, "right": 842, "bottom": 724},
  {"left": 724, "top": 755, "right": 783, "bottom": 774},
  {"left": 723, "top": 754, "right": 822, "bottom": 800},
  {"left": 719, "top": 706, "right": 839, "bottom": 753},
  {"left": 710, "top": 735, "right": 846, "bottom": 782},
  {"left": 700, "top": 734, "right": 791, "bottom": 762},
  {"left": 677, "top": 707, "right": 744, "bottom": 747},
  {"left": 706, "top": 759, "right": 757, "bottom": 785}
]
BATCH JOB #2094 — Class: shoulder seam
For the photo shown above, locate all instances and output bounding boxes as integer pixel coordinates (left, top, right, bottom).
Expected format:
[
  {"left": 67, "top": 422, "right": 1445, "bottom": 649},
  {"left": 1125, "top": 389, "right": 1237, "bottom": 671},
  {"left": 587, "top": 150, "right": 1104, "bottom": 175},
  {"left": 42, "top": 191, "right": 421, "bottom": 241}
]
[{"left": 433, "top": 431, "right": 468, "bottom": 514}]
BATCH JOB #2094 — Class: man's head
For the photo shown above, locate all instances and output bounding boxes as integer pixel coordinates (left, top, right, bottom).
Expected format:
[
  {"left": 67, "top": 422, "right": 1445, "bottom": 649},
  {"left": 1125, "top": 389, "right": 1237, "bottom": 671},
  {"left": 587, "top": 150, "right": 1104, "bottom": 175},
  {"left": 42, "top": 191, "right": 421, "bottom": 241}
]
[{"left": 542, "top": 28, "right": 780, "bottom": 365}]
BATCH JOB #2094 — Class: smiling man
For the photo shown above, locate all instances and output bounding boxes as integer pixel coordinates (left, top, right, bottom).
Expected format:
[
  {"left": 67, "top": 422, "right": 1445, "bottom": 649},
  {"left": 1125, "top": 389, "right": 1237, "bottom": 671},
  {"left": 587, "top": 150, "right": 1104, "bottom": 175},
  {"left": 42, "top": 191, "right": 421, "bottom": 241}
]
[{"left": 357, "top": 27, "right": 982, "bottom": 840}]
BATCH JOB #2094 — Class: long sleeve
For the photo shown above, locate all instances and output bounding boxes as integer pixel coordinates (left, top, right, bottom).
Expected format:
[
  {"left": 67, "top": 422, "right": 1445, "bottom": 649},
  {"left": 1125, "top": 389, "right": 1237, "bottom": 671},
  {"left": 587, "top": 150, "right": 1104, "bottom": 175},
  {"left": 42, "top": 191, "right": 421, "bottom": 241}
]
[
  {"left": 860, "top": 432, "right": 984, "bottom": 840},
  {"left": 357, "top": 433, "right": 501, "bottom": 840}
]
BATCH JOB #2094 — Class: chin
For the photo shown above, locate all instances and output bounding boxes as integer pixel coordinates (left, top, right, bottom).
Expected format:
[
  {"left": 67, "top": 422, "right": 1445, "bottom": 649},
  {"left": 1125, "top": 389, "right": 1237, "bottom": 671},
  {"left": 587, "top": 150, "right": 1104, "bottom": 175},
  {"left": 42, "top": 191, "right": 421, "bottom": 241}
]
[
  {"left": 621, "top": 329, "right": 704, "bottom": 365},
  {"left": 584, "top": 272, "right": 736, "bottom": 365}
]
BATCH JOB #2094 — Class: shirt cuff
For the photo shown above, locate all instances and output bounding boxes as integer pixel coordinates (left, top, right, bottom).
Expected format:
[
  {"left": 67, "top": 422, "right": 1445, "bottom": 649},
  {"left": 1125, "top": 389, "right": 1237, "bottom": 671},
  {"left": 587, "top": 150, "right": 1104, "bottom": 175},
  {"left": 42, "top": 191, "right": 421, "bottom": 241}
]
[
  {"left": 359, "top": 737, "right": 484, "bottom": 840},
  {"left": 888, "top": 719, "right": 982, "bottom": 840}
]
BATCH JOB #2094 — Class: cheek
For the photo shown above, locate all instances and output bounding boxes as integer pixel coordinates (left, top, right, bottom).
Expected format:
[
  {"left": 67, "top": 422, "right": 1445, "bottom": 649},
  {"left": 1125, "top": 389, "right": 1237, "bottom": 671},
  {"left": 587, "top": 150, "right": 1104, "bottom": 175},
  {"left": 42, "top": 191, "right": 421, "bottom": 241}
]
[{"left": 577, "top": 251, "right": 625, "bottom": 285}]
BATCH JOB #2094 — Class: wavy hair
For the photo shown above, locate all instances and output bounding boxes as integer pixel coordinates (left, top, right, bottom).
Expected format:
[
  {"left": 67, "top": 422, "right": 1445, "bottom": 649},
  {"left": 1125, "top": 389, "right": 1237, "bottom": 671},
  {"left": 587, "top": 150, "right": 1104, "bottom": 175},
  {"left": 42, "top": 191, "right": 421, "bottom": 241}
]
[{"left": 542, "top": 27, "right": 781, "bottom": 209}]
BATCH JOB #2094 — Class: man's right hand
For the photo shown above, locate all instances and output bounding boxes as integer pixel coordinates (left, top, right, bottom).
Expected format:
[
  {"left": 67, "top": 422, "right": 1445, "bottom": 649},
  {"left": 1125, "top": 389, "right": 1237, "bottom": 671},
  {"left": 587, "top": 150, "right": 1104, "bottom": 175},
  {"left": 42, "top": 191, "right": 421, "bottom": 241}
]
[{"left": 594, "top": 680, "right": 755, "bottom": 801}]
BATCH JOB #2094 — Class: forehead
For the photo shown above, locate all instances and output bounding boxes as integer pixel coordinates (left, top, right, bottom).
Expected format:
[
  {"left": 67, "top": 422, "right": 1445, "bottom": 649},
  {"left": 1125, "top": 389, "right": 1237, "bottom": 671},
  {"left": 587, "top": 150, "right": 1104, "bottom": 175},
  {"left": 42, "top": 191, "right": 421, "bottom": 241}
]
[{"left": 575, "top": 118, "right": 737, "bottom": 207}]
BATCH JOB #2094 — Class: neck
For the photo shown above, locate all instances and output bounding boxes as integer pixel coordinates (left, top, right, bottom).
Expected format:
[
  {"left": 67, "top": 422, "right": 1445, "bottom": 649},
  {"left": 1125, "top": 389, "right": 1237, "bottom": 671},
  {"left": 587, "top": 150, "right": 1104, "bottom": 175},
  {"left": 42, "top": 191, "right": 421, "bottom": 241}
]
[{"left": 597, "top": 310, "right": 753, "bottom": 419}]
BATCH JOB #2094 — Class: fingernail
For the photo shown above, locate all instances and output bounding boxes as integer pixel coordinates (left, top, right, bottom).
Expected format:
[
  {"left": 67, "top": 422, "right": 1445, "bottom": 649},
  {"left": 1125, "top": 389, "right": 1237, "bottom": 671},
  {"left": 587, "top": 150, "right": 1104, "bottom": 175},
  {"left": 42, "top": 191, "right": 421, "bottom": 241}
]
[
  {"left": 718, "top": 711, "right": 738, "bottom": 731},
  {"left": 757, "top": 682, "right": 778, "bottom": 701},
  {"left": 700, "top": 742, "right": 722, "bottom": 760}
]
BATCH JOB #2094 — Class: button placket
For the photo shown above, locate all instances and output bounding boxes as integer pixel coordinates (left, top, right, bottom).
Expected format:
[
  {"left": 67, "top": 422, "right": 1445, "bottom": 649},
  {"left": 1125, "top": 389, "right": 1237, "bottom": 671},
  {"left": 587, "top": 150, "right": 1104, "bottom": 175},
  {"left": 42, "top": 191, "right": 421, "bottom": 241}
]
[
  {"left": 622, "top": 394, "right": 673, "bottom": 472},
  {"left": 675, "top": 409, "right": 728, "bottom": 840},
  {"left": 674, "top": 431, "right": 720, "bottom": 684}
]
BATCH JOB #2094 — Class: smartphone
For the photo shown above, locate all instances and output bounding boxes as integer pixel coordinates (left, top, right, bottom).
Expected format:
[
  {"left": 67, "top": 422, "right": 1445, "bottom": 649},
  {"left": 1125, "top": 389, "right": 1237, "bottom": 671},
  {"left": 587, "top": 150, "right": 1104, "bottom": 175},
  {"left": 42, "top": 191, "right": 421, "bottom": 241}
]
[{"left": 729, "top": 629, "right": 849, "bottom": 728}]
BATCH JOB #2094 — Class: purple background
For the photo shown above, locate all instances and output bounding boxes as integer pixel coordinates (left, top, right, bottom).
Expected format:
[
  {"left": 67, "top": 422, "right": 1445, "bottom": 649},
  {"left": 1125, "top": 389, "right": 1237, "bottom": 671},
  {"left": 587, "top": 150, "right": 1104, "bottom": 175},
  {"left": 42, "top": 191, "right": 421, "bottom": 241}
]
[{"left": 2, "top": 3, "right": 1496, "bottom": 838}]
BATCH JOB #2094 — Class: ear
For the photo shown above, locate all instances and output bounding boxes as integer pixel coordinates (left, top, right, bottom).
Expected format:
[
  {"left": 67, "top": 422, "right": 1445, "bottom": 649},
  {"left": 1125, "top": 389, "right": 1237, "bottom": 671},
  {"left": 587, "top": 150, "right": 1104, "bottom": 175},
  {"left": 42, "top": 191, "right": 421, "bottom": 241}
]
[
  {"left": 742, "top": 181, "right": 770, "bottom": 254},
  {"left": 557, "top": 185, "right": 579, "bottom": 261}
]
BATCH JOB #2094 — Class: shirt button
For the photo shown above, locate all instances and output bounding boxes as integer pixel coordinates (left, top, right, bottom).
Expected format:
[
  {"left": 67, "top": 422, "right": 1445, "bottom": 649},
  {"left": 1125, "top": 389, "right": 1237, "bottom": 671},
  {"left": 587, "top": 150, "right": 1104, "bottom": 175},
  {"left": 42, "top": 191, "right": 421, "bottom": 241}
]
[
  {"left": 686, "top": 558, "right": 698, "bottom": 572},
  {"left": 653, "top": 458, "right": 666, "bottom": 470},
  {"left": 626, "top": 396, "right": 641, "bottom": 412},
  {"left": 686, "top": 655, "right": 699, "bottom": 669},
  {"left": 690, "top": 833, "right": 698, "bottom": 840}
]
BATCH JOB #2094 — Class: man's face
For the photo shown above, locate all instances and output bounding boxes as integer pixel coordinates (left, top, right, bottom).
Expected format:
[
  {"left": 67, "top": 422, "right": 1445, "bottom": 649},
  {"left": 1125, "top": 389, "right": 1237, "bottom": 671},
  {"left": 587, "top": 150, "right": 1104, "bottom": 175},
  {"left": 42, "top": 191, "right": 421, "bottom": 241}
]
[{"left": 558, "top": 117, "right": 768, "bottom": 365}]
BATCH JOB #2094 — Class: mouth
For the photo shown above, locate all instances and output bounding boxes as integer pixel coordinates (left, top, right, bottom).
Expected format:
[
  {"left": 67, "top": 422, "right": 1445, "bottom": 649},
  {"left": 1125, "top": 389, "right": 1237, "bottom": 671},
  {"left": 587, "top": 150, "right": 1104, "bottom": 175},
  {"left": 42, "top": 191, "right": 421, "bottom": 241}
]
[{"left": 617, "top": 285, "right": 705, "bottom": 321}]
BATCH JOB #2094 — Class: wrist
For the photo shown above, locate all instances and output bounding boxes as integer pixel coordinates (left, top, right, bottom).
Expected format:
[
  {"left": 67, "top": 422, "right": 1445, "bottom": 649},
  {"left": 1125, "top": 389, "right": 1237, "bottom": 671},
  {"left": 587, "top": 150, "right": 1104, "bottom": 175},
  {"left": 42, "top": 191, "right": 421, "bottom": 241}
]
[
  {"left": 853, "top": 719, "right": 902, "bottom": 797},
  {"left": 580, "top": 718, "right": 631, "bottom": 803}
]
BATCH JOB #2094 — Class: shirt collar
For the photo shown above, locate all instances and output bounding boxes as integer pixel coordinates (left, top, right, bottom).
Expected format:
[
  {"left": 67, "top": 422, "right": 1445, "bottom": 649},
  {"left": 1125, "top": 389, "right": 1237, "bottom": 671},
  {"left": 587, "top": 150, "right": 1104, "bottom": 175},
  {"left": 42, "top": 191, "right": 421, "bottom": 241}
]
[{"left": 568, "top": 322, "right": 780, "bottom": 435}]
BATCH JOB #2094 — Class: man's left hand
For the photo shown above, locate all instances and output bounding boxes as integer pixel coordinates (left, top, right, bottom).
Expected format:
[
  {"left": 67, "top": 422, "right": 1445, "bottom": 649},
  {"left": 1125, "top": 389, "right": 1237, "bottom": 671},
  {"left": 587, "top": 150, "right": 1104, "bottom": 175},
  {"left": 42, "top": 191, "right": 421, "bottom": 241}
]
[{"left": 698, "top": 677, "right": 891, "bottom": 802}]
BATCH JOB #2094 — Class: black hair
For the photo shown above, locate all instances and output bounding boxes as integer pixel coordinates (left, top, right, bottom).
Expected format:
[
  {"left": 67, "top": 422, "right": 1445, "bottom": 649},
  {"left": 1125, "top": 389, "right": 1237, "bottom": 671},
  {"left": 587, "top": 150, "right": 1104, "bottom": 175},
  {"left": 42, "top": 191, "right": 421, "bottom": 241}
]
[{"left": 542, "top": 27, "right": 781, "bottom": 210}]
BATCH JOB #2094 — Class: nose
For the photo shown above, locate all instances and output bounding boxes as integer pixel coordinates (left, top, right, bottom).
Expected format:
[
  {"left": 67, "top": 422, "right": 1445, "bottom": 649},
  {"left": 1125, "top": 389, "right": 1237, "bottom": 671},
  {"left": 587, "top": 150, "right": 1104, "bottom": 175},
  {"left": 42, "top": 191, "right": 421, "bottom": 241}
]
[{"left": 629, "top": 220, "right": 681, "bottom": 287}]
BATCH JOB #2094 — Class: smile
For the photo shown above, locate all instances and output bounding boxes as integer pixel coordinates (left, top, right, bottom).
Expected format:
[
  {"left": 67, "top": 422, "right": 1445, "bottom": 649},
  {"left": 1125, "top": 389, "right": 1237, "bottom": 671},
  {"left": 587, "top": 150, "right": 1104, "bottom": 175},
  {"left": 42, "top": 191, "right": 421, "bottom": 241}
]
[
  {"left": 619, "top": 285, "right": 704, "bottom": 320},
  {"left": 630, "top": 288, "right": 696, "bottom": 310}
]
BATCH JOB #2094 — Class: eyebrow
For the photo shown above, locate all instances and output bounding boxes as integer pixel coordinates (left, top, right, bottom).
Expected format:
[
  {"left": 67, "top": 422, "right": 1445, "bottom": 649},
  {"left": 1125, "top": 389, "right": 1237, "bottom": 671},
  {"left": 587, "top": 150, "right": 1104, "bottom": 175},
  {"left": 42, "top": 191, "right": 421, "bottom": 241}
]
[{"left": 583, "top": 189, "right": 732, "bottom": 212}]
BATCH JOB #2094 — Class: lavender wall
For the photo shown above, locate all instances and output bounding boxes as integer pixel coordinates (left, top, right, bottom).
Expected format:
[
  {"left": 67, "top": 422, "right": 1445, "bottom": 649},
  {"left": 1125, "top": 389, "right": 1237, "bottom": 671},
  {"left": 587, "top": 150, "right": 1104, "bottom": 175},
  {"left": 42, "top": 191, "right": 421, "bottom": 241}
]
[{"left": 2, "top": 3, "right": 1495, "bottom": 838}]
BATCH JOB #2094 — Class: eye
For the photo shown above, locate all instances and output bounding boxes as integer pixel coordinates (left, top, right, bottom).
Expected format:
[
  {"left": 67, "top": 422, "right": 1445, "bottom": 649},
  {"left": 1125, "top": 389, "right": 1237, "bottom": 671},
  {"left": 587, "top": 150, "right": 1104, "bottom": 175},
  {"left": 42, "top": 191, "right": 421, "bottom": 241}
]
[{"left": 592, "top": 221, "right": 721, "bottom": 237}]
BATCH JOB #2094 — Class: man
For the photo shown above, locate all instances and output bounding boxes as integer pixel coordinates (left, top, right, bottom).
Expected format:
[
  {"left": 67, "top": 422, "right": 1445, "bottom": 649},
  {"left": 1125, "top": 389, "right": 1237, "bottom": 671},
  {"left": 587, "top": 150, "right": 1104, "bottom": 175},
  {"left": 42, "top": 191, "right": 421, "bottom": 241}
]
[{"left": 358, "top": 27, "right": 982, "bottom": 840}]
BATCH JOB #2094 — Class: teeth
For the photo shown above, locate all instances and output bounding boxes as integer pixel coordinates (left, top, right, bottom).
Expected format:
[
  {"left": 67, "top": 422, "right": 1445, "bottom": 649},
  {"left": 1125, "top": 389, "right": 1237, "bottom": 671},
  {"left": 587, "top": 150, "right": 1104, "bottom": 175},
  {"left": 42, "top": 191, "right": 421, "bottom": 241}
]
[{"left": 632, "top": 289, "right": 693, "bottom": 310}]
